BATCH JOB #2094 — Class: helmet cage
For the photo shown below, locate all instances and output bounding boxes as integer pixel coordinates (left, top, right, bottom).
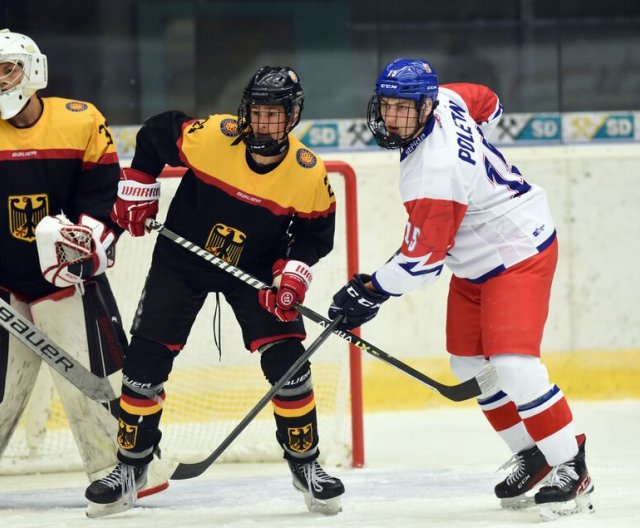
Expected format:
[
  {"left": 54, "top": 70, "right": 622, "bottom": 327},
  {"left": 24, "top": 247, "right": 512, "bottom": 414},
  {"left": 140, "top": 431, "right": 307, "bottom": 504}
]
[
  {"left": 367, "top": 94, "right": 432, "bottom": 150},
  {"left": 237, "top": 66, "right": 304, "bottom": 156},
  {"left": 367, "top": 58, "right": 439, "bottom": 150},
  {"left": 0, "top": 29, "right": 47, "bottom": 120}
]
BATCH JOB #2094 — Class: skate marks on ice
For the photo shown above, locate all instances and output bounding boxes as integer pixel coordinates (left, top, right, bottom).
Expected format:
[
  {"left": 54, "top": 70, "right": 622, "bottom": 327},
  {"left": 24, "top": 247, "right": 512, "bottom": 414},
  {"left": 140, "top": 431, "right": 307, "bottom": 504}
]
[
  {"left": 0, "top": 465, "right": 626, "bottom": 528},
  {"left": 1, "top": 401, "right": 639, "bottom": 527}
]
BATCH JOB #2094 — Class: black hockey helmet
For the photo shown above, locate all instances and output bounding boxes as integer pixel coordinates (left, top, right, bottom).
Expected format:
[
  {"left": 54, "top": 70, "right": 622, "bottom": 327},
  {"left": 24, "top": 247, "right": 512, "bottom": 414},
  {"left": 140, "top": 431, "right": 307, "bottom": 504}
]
[{"left": 237, "top": 66, "right": 304, "bottom": 156}]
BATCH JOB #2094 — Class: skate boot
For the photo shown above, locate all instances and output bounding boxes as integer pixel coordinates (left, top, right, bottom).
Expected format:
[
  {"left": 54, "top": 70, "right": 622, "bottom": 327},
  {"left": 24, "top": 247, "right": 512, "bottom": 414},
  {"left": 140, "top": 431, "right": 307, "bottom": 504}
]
[
  {"left": 495, "top": 444, "right": 552, "bottom": 509},
  {"left": 85, "top": 461, "right": 150, "bottom": 518},
  {"left": 535, "top": 434, "right": 595, "bottom": 521},
  {"left": 288, "top": 459, "right": 345, "bottom": 515}
]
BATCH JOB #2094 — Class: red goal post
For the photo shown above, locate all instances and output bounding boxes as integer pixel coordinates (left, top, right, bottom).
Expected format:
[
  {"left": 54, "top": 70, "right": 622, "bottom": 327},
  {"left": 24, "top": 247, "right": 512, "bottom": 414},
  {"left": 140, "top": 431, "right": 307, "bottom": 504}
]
[{"left": 159, "top": 160, "right": 365, "bottom": 468}]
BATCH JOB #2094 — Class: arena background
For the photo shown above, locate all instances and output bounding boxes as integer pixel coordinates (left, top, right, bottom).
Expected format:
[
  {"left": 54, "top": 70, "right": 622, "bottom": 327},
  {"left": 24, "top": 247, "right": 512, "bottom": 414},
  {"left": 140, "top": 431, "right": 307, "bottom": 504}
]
[{"left": 2, "top": 0, "right": 639, "bottom": 411}]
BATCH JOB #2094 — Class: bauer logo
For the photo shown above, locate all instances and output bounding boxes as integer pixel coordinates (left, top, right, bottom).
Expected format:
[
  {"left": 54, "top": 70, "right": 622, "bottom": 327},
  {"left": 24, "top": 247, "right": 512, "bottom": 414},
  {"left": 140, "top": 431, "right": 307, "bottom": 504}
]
[
  {"left": 296, "top": 148, "right": 317, "bottom": 168},
  {"left": 65, "top": 101, "right": 88, "bottom": 112},
  {"left": 220, "top": 118, "right": 239, "bottom": 137}
]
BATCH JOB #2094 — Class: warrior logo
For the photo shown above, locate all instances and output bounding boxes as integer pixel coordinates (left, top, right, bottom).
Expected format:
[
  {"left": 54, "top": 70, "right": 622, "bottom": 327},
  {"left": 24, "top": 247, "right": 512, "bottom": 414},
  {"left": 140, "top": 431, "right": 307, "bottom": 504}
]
[
  {"left": 117, "top": 418, "right": 138, "bottom": 449},
  {"left": 8, "top": 194, "right": 48, "bottom": 242},
  {"left": 205, "top": 223, "right": 246, "bottom": 265},
  {"left": 288, "top": 423, "right": 314, "bottom": 453}
]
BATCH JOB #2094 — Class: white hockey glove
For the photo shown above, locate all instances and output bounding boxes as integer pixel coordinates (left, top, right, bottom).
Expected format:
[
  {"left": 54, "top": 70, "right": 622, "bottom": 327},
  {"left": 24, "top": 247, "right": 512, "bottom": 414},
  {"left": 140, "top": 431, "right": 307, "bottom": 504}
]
[{"left": 35, "top": 213, "right": 116, "bottom": 288}]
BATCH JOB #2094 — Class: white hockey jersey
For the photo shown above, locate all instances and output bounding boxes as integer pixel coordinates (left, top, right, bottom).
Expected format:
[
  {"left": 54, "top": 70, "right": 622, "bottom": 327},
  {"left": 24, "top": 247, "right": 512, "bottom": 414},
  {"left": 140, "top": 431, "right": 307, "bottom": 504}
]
[{"left": 372, "top": 84, "right": 556, "bottom": 296}]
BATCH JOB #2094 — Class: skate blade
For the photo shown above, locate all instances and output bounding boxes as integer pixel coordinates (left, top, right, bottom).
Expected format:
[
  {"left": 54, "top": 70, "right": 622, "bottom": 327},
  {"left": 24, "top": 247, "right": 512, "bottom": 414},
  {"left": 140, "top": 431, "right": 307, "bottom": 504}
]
[
  {"left": 303, "top": 494, "right": 342, "bottom": 515},
  {"left": 86, "top": 498, "right": 134, "bottom": 519},
  {"left": 500, "top": 494, "right": 536, "bottom": 510},
  {"left": 538, "top": 492, "right": 595, "bottom": 521}
]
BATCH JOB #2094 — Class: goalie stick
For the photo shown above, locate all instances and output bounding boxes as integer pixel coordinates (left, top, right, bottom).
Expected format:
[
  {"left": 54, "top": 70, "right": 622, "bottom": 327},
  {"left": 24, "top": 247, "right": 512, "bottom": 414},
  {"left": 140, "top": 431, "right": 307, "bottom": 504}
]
[
  {"left": 0, "top": 296, "right": 117, "bottom": 403},
  {"left": 146, "top": 219, "right": 497, "bottom": 402},
  {"left": 170, "top": 315, "right": 342, "bottom": 480}
]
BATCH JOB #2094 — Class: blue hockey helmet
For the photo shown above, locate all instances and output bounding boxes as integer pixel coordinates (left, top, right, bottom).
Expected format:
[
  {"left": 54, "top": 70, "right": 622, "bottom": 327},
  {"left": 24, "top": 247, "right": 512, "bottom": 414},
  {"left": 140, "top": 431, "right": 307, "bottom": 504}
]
[
  {"left": 367, "top": 58, "right": 439, "bottom": 149},
  {"left": 374, "top": 58, "right": 439, "bottom": 105}
]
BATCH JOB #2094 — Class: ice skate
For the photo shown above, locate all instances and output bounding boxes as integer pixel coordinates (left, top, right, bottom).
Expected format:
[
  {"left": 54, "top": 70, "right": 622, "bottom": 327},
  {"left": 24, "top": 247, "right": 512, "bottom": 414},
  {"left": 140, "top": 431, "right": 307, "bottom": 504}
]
[
  {"left": 535, "top": 434, "right": 595, "bottom": 521},
  {"left": 85, "top": 460, "right": 165, "bottom": 518},
  {"left": 495, "top": 444, "right": 551, "bottom": 509},
  {"left": 288, "top": 459, "right": 345, "bottom": 515}
]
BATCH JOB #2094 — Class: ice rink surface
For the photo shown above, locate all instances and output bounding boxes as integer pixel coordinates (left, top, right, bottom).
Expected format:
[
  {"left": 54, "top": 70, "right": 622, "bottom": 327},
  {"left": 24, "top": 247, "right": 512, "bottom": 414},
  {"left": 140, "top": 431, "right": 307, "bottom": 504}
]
[{"left": 1, "top": 400, "right": 638, "bottom": 528}]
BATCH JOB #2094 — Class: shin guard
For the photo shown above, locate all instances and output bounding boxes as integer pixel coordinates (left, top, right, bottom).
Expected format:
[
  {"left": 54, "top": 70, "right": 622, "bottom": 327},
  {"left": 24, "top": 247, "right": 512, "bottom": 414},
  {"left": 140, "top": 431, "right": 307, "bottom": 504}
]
[{"left": 261, "top": 339, "right": 319, "bottom": 462}]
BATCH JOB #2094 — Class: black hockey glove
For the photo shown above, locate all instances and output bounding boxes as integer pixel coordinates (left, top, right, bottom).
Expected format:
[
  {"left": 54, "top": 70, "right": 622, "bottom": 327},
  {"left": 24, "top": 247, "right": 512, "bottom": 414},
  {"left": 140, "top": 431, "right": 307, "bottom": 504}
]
[{"left": 328, "top": 274, "right": 390, "bottom": 331}]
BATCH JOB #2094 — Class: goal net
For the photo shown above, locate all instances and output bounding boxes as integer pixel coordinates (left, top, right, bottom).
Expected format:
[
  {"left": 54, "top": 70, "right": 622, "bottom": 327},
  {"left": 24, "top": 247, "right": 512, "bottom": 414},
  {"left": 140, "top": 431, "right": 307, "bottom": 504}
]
[{"left": 0, "top": 161, "right": 362, "bottom": 475}]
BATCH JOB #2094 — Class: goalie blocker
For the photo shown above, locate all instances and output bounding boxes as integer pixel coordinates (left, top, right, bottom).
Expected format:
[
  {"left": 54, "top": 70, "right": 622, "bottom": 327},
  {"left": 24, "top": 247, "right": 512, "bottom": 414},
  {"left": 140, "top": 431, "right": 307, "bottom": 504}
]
[{"left": 0, "top": 281, "right": 172, "bottom": 497}]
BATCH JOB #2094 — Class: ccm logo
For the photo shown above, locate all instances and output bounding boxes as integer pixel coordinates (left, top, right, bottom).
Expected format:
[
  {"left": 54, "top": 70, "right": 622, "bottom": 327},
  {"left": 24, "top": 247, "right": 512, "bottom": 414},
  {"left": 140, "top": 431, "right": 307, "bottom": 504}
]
[
  {"left": 346, "top": 286, "right": 382, "bottom": 308},
  {"left": 380, "top": 84, "right": 398, "bottom": 89}
]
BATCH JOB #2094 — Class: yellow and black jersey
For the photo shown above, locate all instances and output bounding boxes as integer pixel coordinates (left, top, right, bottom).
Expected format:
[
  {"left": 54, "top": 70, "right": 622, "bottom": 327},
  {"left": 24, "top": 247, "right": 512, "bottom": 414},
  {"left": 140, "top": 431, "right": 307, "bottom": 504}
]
[
  {"left": 132, "top": 111, "right": 336, "bottom": 272},
  {"left": 0, "top": 96, "right": 120, "bottom": 301}
]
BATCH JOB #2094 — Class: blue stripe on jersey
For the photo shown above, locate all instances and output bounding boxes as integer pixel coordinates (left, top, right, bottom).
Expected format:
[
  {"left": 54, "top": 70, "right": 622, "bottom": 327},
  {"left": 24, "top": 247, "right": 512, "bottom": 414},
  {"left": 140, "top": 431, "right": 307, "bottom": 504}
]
[
  {"left": 536, "top": 230, "right": 557, "bottom": 252},
  {"left": 466, "top": 264, "right": 506, "bottom": 284},
  {"left": 478, "top": 390, "right": 508, "bottom": 405},
  {"left": 517, "top": 384, "right": 560, "bottom": 412},
  {"left": 399, "top": 260, "right": 444, "bottom": 277}
]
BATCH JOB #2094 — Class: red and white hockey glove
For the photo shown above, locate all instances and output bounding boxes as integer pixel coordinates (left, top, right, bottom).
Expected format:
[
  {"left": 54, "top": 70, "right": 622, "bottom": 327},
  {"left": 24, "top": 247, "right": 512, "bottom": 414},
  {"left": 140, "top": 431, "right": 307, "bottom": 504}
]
[
  {"left": 35, "top": 213, "right": 116, "bottom": 287},
  {"left": 111, "top": 168, "right": 161, "bottom": 237},
  {"left": 258, "top": 259, "right": 312, "bottom": 322}
]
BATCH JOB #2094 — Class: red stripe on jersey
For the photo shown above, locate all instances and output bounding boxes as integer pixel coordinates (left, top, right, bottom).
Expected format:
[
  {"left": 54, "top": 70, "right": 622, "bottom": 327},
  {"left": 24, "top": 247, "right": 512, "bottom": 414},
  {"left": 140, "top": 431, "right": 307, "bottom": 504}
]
[
  {"left": 522, "top": 396, "right": 573, "bottom": 442},
  {"left": 442, "top": 83, "right": 499, "bottom": 124},
  {"left": 82, "top": 152, "right": 120, "bottom": 171},
  {"left": 0, "top": 148, "right": 85, "bottom": 162},
  {"left": 250, "top": 333, "right": 307, "bottom": 352},
  {"left": 482, "top": 401, "right": 522, "bottom": 432},
  {"left": 272, "top": 391, "right": 315, "bottom": 409},
  {"left": 403, "top": 197, "right": 467, "bottom": 263},
  {"left": 187, "top": 164, "right": 334, "bottom": 219}
]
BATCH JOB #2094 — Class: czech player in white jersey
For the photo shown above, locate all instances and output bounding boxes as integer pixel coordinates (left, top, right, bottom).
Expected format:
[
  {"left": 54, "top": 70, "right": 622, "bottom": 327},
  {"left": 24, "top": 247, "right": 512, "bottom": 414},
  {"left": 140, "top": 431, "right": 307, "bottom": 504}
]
[{"left": 328, "top": 58, "right": 594, "bottom": 521}]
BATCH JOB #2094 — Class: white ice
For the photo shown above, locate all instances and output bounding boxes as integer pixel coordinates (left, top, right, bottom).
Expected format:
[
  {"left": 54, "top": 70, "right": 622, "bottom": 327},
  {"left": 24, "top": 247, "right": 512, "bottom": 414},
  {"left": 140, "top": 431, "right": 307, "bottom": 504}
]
[{"left": 1, "top": 400, "right": 638, "bottom": 528}]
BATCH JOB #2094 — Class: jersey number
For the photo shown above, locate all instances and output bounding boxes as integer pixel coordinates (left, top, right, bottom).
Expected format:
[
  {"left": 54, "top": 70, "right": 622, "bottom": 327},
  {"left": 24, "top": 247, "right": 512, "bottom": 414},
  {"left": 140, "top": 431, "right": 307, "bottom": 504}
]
[
  {"left": 483, "top": 139, "right": 530, "bottom": 197},
  {"left": 404, "top": 222, "right": 421, "bottom": 252}
]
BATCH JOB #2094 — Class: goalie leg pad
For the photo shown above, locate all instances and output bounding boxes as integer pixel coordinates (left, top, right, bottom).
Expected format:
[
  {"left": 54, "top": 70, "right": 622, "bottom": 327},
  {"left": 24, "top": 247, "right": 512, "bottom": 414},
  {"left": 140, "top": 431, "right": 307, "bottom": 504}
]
[
  {"left": 260, "top": 339, "right": 319, "bottom": 462},
  {"left": 30, "top": 280, "right": 125, "bottom": 480},
  {"left": 0, "top": 292, "right": 42, "bottom": 458}
]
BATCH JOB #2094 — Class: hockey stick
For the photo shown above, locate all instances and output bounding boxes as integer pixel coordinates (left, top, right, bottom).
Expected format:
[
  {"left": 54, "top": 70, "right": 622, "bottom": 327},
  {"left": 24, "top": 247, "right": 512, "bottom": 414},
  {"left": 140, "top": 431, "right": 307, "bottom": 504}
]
[
  {"left": 170, "top": 315, "right": 342, "bottom": 480},
  {"left": 0, "top": 296, "right": 117, "bottom": 403},
  {"left": 146, "top": 219, "right": 497, "bottom": 402}
]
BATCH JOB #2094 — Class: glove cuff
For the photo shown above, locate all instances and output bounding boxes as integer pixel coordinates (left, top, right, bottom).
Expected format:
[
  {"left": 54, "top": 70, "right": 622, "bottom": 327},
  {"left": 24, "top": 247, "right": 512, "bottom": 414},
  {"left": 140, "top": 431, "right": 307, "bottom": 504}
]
[{"left": 353, "top": 273, "right": 390, "bottom": 302}]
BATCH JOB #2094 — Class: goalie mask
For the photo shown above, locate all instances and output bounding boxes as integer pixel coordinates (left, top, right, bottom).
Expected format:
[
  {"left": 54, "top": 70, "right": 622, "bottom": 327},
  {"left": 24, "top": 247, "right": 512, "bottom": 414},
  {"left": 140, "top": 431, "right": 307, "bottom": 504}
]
[
  {"left": 0, "top": 29, "right": 48, "bottom": 120},
  {"left": 237, "top": 66, "right": 304, "bottom": 156},
  {"left": 367, "top": 58, "right": 439, "bottom": 149}
]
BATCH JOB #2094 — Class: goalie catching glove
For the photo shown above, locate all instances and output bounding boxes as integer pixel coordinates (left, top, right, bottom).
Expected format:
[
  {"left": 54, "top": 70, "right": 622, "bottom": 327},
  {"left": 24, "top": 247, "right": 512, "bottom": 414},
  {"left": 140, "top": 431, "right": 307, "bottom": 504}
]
[
  {"left": 111, "top": 167, "right": 161, "bottom": 236},
  {"left": 35, "top": 213, "right": 116, "bottom": 288},
  {"left": 328, "top": 273, "right": 390, "bottom": 330},
  {"left": 258, "top": 259, "right": 312, "bottom": 322}
]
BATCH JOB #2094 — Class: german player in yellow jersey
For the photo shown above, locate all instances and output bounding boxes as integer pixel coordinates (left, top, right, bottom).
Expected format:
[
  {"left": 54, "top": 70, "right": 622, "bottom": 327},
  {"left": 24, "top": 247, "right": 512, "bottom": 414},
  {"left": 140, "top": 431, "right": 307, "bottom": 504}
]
[
  {"left": 85, "top": 66, "right": 344, "bottom": 516},
  {"left": 0, "top": 28, "right": 170, "bottom": 509}
]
